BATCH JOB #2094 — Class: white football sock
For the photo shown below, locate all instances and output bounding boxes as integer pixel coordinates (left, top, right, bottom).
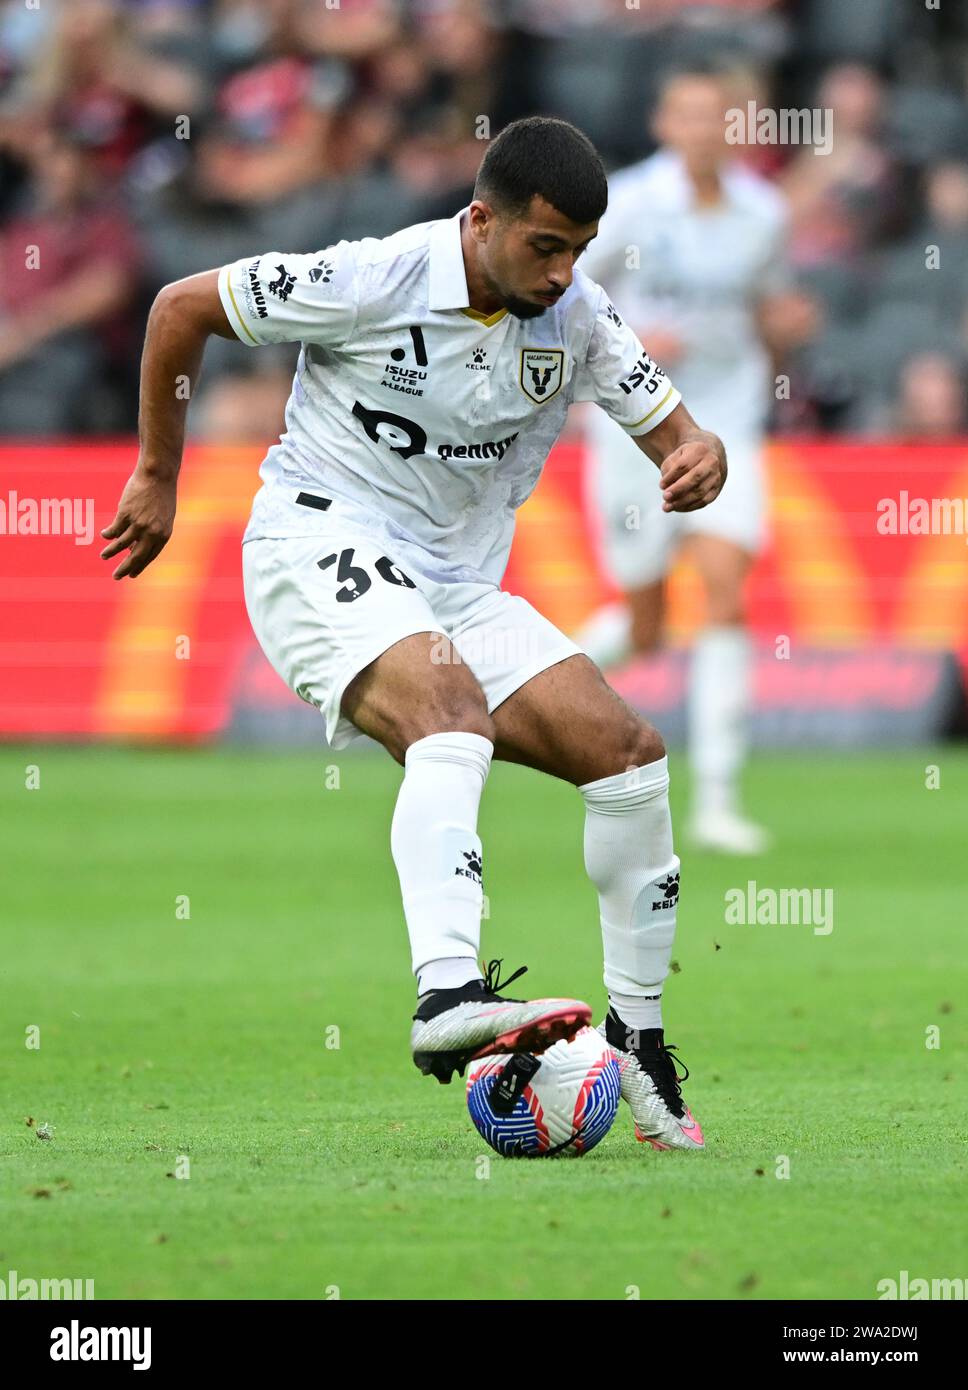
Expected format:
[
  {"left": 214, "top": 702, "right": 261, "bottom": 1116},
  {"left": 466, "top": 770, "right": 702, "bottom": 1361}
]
[
  {"left": 688, "top": 625, "right": 751, "bottom": 816},
  {"left": 607, "top": 989, "right": 663, "bottom": 1032},
  {"left": 390, "top": 731, "right": 492, "bottom": 993},
  {"left": 417, "top": 957, "right": 484, "bottom": 995},
  {"left": 579, "top": 755, "right": 679, "bottom": 1029},
  {"left": 575, "top": 601, "right": 633, "bottom": 671}
]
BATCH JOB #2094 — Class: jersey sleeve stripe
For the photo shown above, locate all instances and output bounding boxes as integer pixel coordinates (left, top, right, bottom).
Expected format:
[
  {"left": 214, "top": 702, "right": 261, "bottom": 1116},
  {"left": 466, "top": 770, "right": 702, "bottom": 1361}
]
[
  {"left": 625, "top": 384, "right": 677, "bottom": 431},
  {"left": 218, "top": 266, "right": 260, "bottom": 345}
]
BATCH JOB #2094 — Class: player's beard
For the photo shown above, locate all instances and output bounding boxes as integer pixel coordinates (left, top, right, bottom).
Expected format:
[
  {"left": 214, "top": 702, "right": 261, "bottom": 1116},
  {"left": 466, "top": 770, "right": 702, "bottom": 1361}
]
[
  {"left": 503, "top": 293, "right": 548, "bottom": 321},
  {"left": 482, "top": 263, "right": 547, "bottom": 321}
]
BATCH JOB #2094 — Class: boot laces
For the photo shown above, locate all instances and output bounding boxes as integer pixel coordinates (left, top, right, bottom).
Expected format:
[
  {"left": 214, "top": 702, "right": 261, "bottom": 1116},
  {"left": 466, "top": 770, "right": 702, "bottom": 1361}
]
[
  {"left": 634, "top": 1040, "right": 690, "bottom": 1118},
  {"left": 481, "top": 958, "right": 528, "bottom": 1000}
]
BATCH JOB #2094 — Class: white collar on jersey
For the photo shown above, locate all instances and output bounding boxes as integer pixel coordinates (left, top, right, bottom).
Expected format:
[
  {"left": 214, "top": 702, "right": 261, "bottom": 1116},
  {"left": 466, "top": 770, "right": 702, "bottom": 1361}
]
[{"left": 428, "top": 207, "right": 472, "bottom": 312}]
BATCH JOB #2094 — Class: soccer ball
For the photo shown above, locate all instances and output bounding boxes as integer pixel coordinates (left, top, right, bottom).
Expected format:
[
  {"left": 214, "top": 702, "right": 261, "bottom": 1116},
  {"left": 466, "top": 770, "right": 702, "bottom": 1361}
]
[{"left": 466, "top": 1025, "right": 621, "bottom": 1157}]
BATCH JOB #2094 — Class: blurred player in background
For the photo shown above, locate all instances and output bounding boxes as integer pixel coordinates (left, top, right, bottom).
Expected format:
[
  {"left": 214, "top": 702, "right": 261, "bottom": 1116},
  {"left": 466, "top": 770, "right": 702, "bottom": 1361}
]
[{"left": 579, "top": 64, "right": 815, "bottom": 855}]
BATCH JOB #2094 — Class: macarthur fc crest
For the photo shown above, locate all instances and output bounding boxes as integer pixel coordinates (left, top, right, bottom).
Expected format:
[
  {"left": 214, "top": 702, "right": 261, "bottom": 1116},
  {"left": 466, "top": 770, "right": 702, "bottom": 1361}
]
[{"left": 520, "top": 348, "right": 564, "bottom": 404}]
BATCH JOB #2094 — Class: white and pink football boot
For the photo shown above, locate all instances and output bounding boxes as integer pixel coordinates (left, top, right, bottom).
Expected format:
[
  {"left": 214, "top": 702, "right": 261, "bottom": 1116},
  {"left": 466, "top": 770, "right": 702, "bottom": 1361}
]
[
  {"left": 598, "top": 1011, "right": 705, "bottom": 1151},
  {"left": 412, "top": 960, "right": 591, "bottom": 1085}
]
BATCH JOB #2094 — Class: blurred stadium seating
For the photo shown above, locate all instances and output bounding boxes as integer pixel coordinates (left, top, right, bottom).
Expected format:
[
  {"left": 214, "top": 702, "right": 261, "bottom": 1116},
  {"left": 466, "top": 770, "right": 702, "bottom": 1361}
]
[
  {"left": 4, "top": 0, "right": 968, "bottom": 437},
  {"left": 2, "top": 0, "right": 967, "bottom": 743}
]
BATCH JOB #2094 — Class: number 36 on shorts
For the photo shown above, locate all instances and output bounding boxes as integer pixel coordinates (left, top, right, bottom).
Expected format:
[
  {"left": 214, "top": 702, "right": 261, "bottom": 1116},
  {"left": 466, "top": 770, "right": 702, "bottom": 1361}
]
[{"left": 317, "top": 546, "right": 417, "bottom": 603}]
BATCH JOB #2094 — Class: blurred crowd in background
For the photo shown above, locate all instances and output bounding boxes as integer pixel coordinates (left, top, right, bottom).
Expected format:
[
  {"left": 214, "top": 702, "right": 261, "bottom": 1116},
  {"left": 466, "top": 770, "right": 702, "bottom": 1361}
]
[{"left": 2, "top": 0, "right": 968, "bottom": 441}]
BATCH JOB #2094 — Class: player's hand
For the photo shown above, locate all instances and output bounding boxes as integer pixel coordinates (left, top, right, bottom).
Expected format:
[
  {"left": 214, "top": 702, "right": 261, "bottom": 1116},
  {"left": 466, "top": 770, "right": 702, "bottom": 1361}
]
[
  {"left": 100, "top": 466, "right": 177, "bottom": 579},
  {"left": 660, "top": 436, "right": 727, "bottom": 513}
]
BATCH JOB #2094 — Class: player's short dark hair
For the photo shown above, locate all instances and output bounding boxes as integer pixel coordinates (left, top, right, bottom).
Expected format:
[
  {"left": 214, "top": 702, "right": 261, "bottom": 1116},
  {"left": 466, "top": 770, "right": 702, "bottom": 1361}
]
[{"left": 474, "top": 116, "right": 608, "bottom": 225}]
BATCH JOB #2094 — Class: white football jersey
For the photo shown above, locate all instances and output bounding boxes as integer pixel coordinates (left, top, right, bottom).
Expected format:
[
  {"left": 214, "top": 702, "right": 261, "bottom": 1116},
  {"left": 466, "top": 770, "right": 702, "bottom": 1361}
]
[
  {"left": 581, "top": 150, "right": 791, "bottom": 436},
  {"left": 218, "top": 207, "right": 680, "bottom": 585}
]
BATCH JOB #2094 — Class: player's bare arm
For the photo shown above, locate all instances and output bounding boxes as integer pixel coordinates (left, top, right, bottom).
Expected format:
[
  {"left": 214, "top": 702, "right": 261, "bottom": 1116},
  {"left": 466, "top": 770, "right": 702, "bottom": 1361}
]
[
  {"left": 100, "top": 270, "right": 235, "bottom": 580},
  {"left": 633, "top": 399, "right": 727, "bottom": 514}
]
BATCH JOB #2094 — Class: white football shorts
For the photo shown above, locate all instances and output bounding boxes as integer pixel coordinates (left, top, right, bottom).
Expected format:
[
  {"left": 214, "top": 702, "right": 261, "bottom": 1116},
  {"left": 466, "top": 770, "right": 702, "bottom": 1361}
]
[
  {"left": 242, "top": 497, "right": 580, "bottom": 749},
  {"left": 585, "top": 408, "right": 767, "bottom": 589}
]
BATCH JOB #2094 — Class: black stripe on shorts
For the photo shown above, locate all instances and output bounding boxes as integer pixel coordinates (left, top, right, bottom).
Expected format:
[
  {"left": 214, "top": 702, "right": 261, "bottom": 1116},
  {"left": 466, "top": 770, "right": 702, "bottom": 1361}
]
[{"left": 295, "top": 492, "right": 332, "bottom": 512}]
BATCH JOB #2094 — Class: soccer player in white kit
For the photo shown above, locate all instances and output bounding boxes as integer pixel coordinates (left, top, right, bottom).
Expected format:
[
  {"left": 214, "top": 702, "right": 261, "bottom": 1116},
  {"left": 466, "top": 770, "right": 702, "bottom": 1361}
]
[
  {"left": 101, "top": 119, "right": 727, "bottom": 1151},
  {"left": 578, "top": 67, "right": 795, "bottom": 855}
]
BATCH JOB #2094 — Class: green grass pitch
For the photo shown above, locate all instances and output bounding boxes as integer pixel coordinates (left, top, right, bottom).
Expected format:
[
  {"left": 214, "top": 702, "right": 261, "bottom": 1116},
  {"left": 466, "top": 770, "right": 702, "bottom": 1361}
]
[{"left": 1, "top": 744, "right": 965, "bottom": 1300}]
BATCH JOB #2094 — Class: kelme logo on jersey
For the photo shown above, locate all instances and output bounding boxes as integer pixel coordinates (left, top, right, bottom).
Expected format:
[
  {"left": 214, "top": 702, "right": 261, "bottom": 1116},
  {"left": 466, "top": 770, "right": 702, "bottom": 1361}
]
[{"left": 520, "top": 348, "right": 564, "bottom": 404}]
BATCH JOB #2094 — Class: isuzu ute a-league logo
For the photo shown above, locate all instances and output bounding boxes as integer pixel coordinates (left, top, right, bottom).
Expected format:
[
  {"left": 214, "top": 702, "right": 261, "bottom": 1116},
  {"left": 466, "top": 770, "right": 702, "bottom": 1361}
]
[
  {"left": 520, "top": 348, "right": 564, "bottom": 403},
  {"left": 456, "top": 849, "right": 483, "bottom": 886},
  {"left": 382, "top": 326, "right": 430, "bottom": 396}
]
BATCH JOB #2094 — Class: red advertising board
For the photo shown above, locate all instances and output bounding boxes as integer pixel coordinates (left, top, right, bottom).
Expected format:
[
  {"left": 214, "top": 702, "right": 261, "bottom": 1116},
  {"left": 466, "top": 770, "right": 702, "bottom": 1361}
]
[{"left": 1, "top": 439, "right": 967, "bottom": 739}]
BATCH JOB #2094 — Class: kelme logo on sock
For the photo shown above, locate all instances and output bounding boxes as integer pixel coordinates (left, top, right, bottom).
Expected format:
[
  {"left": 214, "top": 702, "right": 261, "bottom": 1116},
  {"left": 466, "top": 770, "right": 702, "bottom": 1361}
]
[
  {"left": 652, "top": 872, "right": 680, "bottom": 911},
  {"left": 455, "top": 849, "right": 483, "bottom": 887}
]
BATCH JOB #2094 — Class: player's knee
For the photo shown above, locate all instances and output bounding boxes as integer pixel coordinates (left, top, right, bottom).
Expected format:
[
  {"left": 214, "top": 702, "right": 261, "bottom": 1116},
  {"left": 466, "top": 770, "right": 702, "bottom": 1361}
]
[
  {"left": 589, "top": 713, "right": 665, "bottom": 781},
  {"left": 625, "top": 718, "right": 665, "bottom": 770},
  {"left": 393, "top": 686, "right": 494, "bottom": 760}
]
